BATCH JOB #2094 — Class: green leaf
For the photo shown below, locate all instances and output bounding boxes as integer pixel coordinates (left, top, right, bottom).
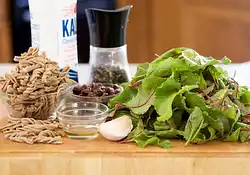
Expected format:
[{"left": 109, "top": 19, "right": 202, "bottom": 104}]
[
  {"left": 126, "top": 119, "right": 144, "bottom": 140},
  {"left": 224, "top": 127, "right": 241, "bottom": 142},
  {"left": 153, "top": 120, "right": 171, "bottom": 131},
  {"left": 108, "top": 87, "right": 138, "bottom": 107},
  {"left": 183, "top": 107, "right": 204, "bottom": 145},
  {"left": 184, "top": 92, "right": 207, "bottom": 110},
  {"left": 210, "top": 89, "right": 228, "bottom": 106},
  {"left": 182, "top": 49, "right": 214, "bottom": 66},
  {"left": 235, "top": 122, "right": 250, "bottom": 129},
  {"left": 144, "top": 107, "right": 157, "bottom": 130},
  {"left": 152, "top": 58, "right": 196, "bottom": 77},
  {"left": 245, "top": 105, "right": 250, "bottom": 112},
  {"left": 203, "top": 112, "right": 224, "bottom": 137},
  {"left": 155, "top": 77, "right": 198, "bottom": 121},
  {"left": 155, "top": 129, "right": 183, "bottom": 139},
  {"left": 154, "top": 77, "right": 180, "bottom": 119},
  {"left": 151, "top": 47, "right": 186, "bottom": 64},
  {"left": 173, "top": 95, "right": 191, "bottom": 112},
  {"left": 191, "top": 132, "right": 206, "bottom": 144},
  {"left": 199, "top": 73, "right": 207, "bottom": 89},
  {"left": 180, "top": 72, "right": 200, "bottom": 86},
  {"left": 172, "top": 110, "right": 184, "bottom": 128},
  {"left": 179, "top": 120, "right": 187, "bottom": 131},
  {"left": 240, "top": 91, "right": 250, "bottom": 104},
  {"left": 134, "top": 63, "right": 149, "bottom": 77},
  {"left": 207, "top": 126, "right": 217, "bottom": 140},
  {"left": 222, "top": 99, "right": 237, "bottom": 120},
  {"left": 239, "top": 131, "right": 250, "bottom": 142},
  {"left": 238, "top": 86, "right": 249, "bottom": 97},
  {"left": 113, "top": 110, "right": 131, "bottom": 119},
  {"left": 206, "top": 66, "right": 228, "bottom": 82},
  {"left": 181, "top": 49, "right": 229, "bottom": 68},
  {"left": 221, "top": 56, "right": 231, "bottom": 65},
  {"left": 132, "top": 130, "right": 172, "bottom": 148},
  {"left": 231, "top": 97, "right": 248, "bottom": 116},
  {"left": 227, "top": 108, "right": 241, "bottom": 138},
  {"left": 129, "top": 111, "right": 141, "bottom": 128},
  {"left": 195, "top": 126, "right": 217, "bottom": 142},
  {"left": 180, "top": 72, "right": 207, "bottom": 89},
  {"left": 204, "top": 109, "right": 231, "bottom": 137},
  {"left": 132, "top": 63, "right": 149, "bottom": 82},
  {"left": 157, "top": 90, "right": 197, "bottom": 120},
  {"left": 132, "top": 131, "right": 150, "bottom": 147},
  {"left": 158, "top": 140, "right": 173, "bottom": 148},
  {"left": 202, "top": 84, "right": 215, "bottom": 95},
  {"left": 137, "top": 135, "right": 156, "bottom": 148},
  {"left": 126, "top": 76, "right": 165, "bottom": 114}
]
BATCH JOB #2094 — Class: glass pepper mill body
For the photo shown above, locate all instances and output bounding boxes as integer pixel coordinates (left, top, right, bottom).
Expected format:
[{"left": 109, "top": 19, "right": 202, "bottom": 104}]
[{"left": 85, "top": 5, "right": 132, "bottom": 84}]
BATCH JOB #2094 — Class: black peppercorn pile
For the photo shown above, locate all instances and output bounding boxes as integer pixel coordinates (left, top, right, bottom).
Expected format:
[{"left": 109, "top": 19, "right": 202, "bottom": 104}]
[
  {"left": 90, "top": 65, "right": 129, "bottom": 84},
  {"left": 72, "top": 83, "right": 121, "bottom": 97}
]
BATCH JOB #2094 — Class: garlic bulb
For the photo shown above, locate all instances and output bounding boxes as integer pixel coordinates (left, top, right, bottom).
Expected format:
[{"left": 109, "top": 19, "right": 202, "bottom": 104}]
[{"left": 99, "top": 115, "right": 133, "bottom": 141}]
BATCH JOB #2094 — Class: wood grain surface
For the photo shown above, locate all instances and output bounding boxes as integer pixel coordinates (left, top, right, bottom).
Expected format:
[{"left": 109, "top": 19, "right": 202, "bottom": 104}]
[
  {"left": 1, "top": 136, "right": 250, "bottom": 175},
  {"left": 1, "top": 115, "right": 250, "bottom": 175}
]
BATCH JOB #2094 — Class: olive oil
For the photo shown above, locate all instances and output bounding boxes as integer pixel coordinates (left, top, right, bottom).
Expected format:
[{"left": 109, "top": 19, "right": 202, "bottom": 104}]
[{"left": 65, "top": 125, "right": 99, "bottom": 139}]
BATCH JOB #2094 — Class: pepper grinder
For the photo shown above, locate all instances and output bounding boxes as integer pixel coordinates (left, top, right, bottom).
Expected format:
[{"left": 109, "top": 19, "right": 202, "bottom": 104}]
[{"left": 85, "top": 5, "right": 132, "bottom": 84}]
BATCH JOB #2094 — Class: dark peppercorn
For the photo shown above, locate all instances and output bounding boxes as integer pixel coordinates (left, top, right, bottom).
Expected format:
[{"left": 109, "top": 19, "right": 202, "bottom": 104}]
[{"left": 90, "top": 65, "right": 129, "bottom": 84}]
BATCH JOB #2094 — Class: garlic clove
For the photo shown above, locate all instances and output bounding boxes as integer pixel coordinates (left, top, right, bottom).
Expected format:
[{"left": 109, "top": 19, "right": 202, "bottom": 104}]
[{"left": 99, "top": 115, "right": 133, "bottom": 141}]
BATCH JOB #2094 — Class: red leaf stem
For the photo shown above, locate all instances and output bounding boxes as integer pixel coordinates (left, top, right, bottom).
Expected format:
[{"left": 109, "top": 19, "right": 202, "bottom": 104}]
[{"left": 131, "top": 81, "right": 142, "bottom": 88}]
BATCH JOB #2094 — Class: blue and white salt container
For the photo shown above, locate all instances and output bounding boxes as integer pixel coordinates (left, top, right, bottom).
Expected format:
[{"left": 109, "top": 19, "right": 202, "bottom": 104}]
[{"left": 28, "top": 0, "right": 79, "bottom": 82}]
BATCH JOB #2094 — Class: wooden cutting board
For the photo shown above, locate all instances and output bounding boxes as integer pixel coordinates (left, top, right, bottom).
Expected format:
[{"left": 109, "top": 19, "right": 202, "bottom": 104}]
[
  {"left": 1, "top": 114, "right": 250, "bottom": 175},
  {"left": 1, "top": 133, "right": 250, "bottom": 175}
]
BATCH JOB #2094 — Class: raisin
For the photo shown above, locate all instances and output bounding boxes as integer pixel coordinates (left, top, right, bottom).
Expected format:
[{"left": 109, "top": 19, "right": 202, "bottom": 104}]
[
  {"left": 87, "top": 92, "right": 95, "bottom": 97},
  {"left": 72, "top": 86, "right": 81, "bottom": 95},
  {"left": 81, "top": 84, "right": 88, "bottom": 89},
  {"left": 72, "top": 83, "right": 121, "bottom": 97},
  {"left": 102, "top": 93, "right": 109, "bottom": 96},
  {"left": 114, "top": 89, "right": 121, "bottom": 94},
  {"left": 81, "top": 88, "right": 90, "bottom": 94},
  {"left": 113, "top": 84, "right": 119, "bottom": 89}
]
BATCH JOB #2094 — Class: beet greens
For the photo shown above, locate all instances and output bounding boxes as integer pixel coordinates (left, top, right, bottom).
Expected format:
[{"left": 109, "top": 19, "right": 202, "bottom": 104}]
[{"left": 108, "top": 47, "right": 250, "bottom": 148}]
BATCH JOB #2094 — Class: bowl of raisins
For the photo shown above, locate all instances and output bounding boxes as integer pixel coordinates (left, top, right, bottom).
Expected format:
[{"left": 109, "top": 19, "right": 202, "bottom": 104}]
[{"left": 63, "top": 83, "right": 122, "bottom": 104}]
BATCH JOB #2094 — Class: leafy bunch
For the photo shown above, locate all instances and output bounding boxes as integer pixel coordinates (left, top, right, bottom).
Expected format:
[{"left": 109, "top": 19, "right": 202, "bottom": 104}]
[{"left": 108, "top": 47, "right": 250, "bottom": 148}]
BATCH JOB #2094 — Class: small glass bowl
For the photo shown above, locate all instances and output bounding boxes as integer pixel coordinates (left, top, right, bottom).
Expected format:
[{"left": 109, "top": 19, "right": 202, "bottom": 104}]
[
  {"left": 5, "top": 91, "right": 66, "bottom": 120},
  {"left": 62, "top": 84, "right": 123, "bottom": 104},
  {"left": 56, "top": 101, "right": 109, "bottom": 139}
]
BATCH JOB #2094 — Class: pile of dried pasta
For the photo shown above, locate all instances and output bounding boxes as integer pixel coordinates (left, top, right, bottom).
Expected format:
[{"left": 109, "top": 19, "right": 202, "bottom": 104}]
[
  {"left": 0, "top": 47, "right": 70, "bottom": 120},
  {"left": 0, "top": 118, "right": 65, "bottom": 144}
]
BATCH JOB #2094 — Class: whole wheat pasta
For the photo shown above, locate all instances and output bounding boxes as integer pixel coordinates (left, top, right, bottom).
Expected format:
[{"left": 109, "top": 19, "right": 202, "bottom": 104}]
[
  {"left": 0, "top": 47, "right": 73, "bottom": 120},
  {"left": 0, "top": 118, "right": 65, "bottom": 144}
]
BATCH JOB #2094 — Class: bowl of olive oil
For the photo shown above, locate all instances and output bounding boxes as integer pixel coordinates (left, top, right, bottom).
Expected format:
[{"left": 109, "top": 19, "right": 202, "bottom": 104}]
[{"left": 56, "top": 101, "right": 109, "bottom": 139}]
